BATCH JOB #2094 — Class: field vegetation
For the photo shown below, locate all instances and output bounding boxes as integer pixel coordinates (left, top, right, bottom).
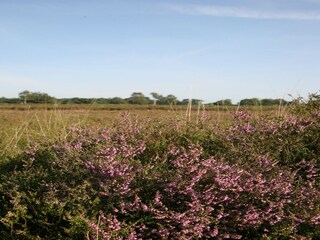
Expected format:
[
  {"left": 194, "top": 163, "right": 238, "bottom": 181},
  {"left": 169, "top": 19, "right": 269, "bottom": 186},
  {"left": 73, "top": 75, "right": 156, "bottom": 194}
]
[
  {"left": 0, "top": 94, "right": 319, "bottom": 239},
  {"left": 1, "top": 90, "right": 288, "bottom": 107}
]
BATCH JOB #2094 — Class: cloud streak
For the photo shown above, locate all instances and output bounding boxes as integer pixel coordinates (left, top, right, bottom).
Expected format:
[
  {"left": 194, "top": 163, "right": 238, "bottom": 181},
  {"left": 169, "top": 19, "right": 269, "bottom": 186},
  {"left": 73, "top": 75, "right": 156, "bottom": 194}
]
[{"left": 167, "top": 4, "right": 320, "bottom": 20}]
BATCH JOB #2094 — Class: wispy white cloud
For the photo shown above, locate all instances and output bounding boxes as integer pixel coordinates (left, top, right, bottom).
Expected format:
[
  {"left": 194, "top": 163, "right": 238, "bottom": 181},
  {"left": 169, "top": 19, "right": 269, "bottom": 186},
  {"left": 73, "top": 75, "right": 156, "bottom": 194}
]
[{"left": 166, "top": 4, "right": 320, "bottom": 20}]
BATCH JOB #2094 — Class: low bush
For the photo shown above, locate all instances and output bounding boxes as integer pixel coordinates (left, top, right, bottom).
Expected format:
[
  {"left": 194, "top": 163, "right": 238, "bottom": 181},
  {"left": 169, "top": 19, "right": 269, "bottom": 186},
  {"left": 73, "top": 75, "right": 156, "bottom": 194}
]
[{"left": 0, "top": 105, "right": 319, "bottom": 239}]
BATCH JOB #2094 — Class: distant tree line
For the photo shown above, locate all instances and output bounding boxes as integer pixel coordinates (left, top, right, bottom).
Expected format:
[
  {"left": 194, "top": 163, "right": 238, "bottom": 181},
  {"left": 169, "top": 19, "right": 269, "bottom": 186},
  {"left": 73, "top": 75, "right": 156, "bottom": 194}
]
[
  {"left": 239, "top": 98, "right": 287, "bottom": 106},
  {"left": 0, "top": 91, "right": 56, "bottom": 104},
  {"left": 206, "top": 98, "right": 288, "bottom": 106},
  {"left": 0, "top": 90, "right": 289, "bottom": 106}
]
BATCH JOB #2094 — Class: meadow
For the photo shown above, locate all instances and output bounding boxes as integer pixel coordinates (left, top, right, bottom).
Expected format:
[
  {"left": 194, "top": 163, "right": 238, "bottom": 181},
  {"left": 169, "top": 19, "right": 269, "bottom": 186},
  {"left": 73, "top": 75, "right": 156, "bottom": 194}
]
[
  {"left": 0, "top": 104, "right": 282, "bottom": 158},
  {"left": 0, "top": 101, "right": 319, "bottom": 239}
]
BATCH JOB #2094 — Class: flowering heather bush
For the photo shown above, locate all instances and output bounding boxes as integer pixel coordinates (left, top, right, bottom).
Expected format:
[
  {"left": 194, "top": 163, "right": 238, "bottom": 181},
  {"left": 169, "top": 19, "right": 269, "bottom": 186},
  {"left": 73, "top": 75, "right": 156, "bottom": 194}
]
[{"left": 0, "top": 108, "right": 320, "bottom": 239}]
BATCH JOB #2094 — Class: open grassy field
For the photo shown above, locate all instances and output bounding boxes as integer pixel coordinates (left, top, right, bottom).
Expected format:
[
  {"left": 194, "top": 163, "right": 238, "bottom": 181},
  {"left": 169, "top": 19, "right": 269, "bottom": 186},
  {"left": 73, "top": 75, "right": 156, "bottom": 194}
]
[{"left": 0, "top": 104, "right": 287, "bottom": 158}]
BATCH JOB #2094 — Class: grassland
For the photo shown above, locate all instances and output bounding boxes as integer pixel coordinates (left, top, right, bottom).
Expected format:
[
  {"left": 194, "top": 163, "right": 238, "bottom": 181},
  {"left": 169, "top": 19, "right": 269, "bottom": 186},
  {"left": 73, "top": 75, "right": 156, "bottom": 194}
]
[{"left": 0, "top": 103, "right": 286, "bottom": 158}]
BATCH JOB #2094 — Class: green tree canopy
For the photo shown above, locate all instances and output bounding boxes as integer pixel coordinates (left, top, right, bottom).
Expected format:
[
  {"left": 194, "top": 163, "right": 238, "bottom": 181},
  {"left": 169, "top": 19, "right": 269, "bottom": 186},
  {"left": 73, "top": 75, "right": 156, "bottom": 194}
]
[
  {"left": 128, "top": 92, "right": 150, "bottom": 105},
  {"left": 239, "top": 98, "right": 261, "bottom": 106},
  {"left": 19, "top": 90, "right": 31, "bottom": 104},
  {"left": 19, "top": 90, "right": 55, "bottom": 104},
  {"left": 213, "top": 99, "right": 233, "bottom": 106},
  {"left": 166, "top": 94, "right": 177, "bottom": 105},
  {"left": 261, "top": 98, "right": 287, "bottom": 106},
  {"left": 150, "top": 92, "right": 163, "bottom": 105}
]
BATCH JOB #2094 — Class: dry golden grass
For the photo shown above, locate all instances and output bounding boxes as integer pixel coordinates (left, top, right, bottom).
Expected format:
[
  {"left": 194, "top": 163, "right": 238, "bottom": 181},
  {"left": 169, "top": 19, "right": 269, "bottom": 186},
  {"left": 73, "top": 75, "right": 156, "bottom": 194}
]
[{"left": 0, "top": 104, "right": 286, "bottom": 158}]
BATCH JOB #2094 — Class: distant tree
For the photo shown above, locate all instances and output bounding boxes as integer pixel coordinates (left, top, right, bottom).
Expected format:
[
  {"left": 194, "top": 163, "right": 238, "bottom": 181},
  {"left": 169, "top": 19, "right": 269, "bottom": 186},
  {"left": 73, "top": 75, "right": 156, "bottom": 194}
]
[
  {"left": 19, "top": 90, "right": 31, "bottom": 104},
  {"left": 18, "top": 90, "right": 55, "bottom": 104},
  {"left": 129, "top": 92, "right": 149, "bottom": 105},
  {"left": 214, "top": 99, "right": 233, "bottom": 106},
  {"left": 109, "top": 97, "right": 127, "bottom": 104},
  {"left": 58, "top": 98, "right": 69, "bottom": 104},
  {"left": 73, "top": 98, "right": 93, "bottom": 104},
  {"left": 179, "top": 99, "right": 191, "bottom": 105},
  {"left": 150, "top": 92, "right": 163, "bottom": 105},
  {"left": 282, "top": 99, "right": 288, "bottom": 105},
  {"left": 239, "top": 98, "right": 261, "bottom": 106},
  {"left": 261, "top": 99, "right": 274, "bottom": 106},
  {"left": 178, "top": 99, "right": 203, "bottom": 105},
  {"left": 274, "top": 99, "right": 287, "bottom": 105},
  {"left": 261, "top": 98, "right": 287, "bottom": 106},
  {"left": 166, "top": 94, "right": 177, "bottom": 105},
  {"left": 192, "top": 99, "right": 203, "bottom": 105},
  {"left": 29, "top": 92, "right": 55, "bottom": 103},
  {"left": 8, "top": 98, "right": 21, "bottom": 104},
  {"left": 95, "top": 98, "right": 109, "bottom": 104}
]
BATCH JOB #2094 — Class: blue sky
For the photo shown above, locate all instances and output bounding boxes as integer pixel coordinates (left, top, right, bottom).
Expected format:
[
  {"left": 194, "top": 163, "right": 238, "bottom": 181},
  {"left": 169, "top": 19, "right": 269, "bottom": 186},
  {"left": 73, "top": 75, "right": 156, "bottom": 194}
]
[{"left": 0, "top": 0, "right": 319, "bottom": 103}]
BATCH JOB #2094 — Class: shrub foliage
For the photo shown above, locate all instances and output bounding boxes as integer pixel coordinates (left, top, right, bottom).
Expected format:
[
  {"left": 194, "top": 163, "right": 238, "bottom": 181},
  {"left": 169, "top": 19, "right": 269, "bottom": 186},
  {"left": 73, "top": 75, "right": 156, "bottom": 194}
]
[{"left": 1, "top": 106, "right": 320, "bottom": 239}]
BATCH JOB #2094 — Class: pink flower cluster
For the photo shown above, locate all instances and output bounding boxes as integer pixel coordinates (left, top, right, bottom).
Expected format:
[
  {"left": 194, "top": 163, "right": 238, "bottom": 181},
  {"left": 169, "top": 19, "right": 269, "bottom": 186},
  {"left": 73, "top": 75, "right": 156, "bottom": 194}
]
[{"left": 47, "top": 112, "right": 320, "bottom": 239}]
